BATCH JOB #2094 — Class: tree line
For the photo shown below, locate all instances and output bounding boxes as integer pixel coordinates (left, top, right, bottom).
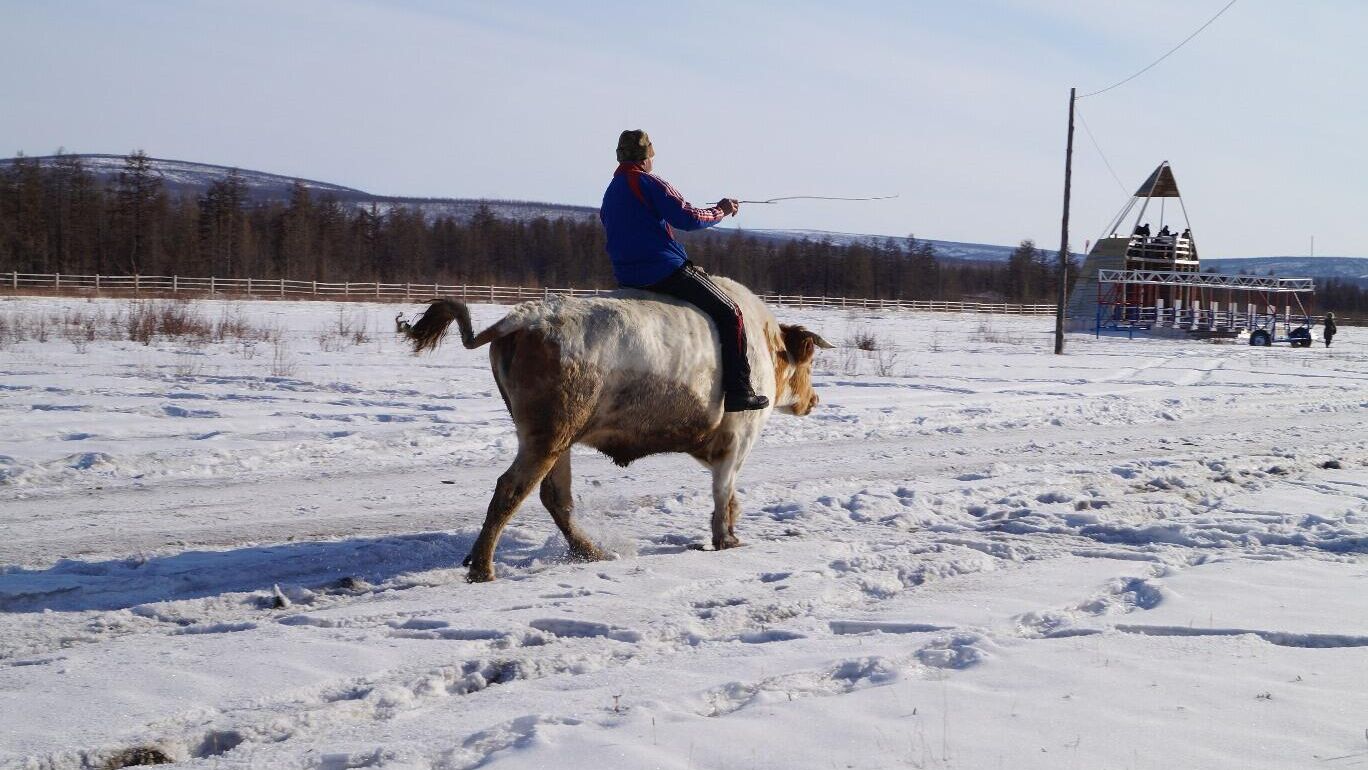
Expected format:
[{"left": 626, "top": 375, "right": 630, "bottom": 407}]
[
  {"left": 9, "top": 150, "right": 1363, "bottom": 314},
  {"left": 0, "top": 151, "right": 1078, "bottom": 303}
]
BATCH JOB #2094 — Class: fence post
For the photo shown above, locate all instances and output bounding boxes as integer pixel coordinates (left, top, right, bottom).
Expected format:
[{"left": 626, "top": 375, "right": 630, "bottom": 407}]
[
  {"left": 405, "top": 283, "right": 411, "bottom": 301},
  {"left": 95, "top": 274, "right": 101, "bottom": 292},
  {"left": 312, "top": 280, "right": 317, "bottom": 296},
  {"left": 134, "top": 274, "right": 139, "bottom": 295},
  {"left": 55, "top": 273, "right": 61, "bottom": 291},
  {"left": 344, "top": 282, "right": 349, "bottom": 297},
  {"left": 173, "top": 275, "right": 178, "bottom": 294},
  {"left": 246, "top": 277, "right": 252, "bottom": 295},
  {"left": 490, "top": 286, "right": 495, "bottom": 304},
  {"left": 280, "top": 278, "right": 285, "bottom": 298},
  {"left": 209, "top": 276, "right": 215, "bottom": 294},
  {"left": 376, "top": 282, "right": 380, "bottom": 299}
]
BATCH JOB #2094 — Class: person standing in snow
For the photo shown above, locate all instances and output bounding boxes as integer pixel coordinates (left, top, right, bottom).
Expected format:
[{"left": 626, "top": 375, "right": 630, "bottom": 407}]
[
  {"left": 599, "top": 129, "right": 768, "bottom": 412},
  {"left": 1324, "top": 312, "right": 1337, "bottom": 347}
]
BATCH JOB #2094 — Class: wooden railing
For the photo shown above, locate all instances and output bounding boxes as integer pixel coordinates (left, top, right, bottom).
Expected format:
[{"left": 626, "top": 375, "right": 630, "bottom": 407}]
[{"left": 0, "top": 271, "right": 1059, "bottom": 315}]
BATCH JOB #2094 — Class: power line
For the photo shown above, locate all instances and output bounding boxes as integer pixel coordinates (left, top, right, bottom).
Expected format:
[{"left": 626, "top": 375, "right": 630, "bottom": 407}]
[
  {"left": 1075, "top": 105, "right": 1129, "bottom": 196},
  {"left": 1079, "top": 0, "right": 1239, "bottom": 99}
]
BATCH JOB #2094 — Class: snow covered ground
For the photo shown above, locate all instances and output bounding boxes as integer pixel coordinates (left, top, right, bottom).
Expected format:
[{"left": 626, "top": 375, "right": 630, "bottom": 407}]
[{"left": 2, "top": 295, "right": 1366, "bottom": 770}]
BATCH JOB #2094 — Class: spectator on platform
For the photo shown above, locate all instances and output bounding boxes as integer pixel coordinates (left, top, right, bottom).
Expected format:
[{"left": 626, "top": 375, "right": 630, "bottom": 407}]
[{"left": 1134, "top": 223, "right": 1151, "bottom": 237}]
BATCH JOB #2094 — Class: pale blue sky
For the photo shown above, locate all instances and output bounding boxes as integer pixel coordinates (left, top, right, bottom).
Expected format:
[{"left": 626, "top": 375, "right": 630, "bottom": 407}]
[{"left": 3, "top": 1, "right": 1364, "bottom": 257}]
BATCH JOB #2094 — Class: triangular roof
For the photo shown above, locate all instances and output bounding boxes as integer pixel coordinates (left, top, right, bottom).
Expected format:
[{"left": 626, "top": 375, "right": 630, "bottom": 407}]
[
  {"left": 1135, "top": 162, "right": 1181, "bottom": 198},
  {"left": 1096, "top": 160, "right": 1196, "bottom": 248}
]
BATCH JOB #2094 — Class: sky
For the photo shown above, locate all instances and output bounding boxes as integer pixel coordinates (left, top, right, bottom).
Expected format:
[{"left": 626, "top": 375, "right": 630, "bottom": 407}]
[{"left": 2, "top": 0, "right": 1365, "bottom": 258}]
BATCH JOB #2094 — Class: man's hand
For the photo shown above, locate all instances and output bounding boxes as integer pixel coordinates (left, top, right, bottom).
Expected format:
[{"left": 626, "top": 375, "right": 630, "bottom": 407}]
[{"left": 716, "top": 198, "right": 739, "bottom": 217}]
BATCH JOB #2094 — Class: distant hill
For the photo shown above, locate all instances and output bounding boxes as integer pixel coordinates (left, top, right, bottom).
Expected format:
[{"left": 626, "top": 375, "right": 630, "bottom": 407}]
[
  {"left": 1203, "top": 256, "right": 1368, "bottom": 286},
  {"left": 739, "top": 228, "right": 1047, "bottom": 264},
  {"left": 0, "top": 154, "right": 599, "bottom": 224},
  {"left": 743, "top": 231, "right": 1368, "bottom": 285}
]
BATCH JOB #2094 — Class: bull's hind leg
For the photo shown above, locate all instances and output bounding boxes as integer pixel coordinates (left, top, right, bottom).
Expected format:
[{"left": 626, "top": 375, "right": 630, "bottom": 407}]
[
  {"left": 540, "top": 452, "right": 606, "bottom": 562},
  {"left": 465, "top": 449, "right": 558, "bottom": 582}
]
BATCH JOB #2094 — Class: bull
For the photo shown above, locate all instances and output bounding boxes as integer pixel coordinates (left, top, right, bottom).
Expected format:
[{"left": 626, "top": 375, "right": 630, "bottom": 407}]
[{"left": 403, "top": 277, "right": 831, "bottom": 582}]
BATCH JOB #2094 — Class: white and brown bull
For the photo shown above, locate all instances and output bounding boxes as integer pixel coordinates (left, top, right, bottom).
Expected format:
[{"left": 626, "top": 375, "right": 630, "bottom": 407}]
[{"left": 403, "top": 277, "right": 831, "bottom": 582}]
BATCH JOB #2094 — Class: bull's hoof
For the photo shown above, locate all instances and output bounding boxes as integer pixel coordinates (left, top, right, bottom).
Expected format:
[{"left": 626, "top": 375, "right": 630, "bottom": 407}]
[
  {"left": 461, "top": 552, "right": 473, "bottom": 568},
  {"left": 466, "top": 566, "right": 496, "bottom": 583},
  {"left": 569, "top": 544, "right": 608, "bottom": 562},
  {"left": 712, "top": 535, "right": 744, "bottom": 550}
]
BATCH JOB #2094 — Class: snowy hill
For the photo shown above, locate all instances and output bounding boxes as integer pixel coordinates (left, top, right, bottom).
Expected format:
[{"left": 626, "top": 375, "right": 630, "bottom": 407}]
[
  {"left": 745, "top": 230, "right": 1368, "bottom": 281},
  {"left": 740, "top": 228, "right": 1047, "bottom": 263},
  {"left": 1204, "top": 256, "right": 1368, "bottom": 285},
  {"left": 0, "top": 154, "right": 599, "bottom": 224}
]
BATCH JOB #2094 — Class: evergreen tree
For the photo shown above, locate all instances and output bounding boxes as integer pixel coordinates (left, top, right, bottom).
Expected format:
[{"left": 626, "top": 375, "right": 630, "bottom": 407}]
[
  {"left": 907, "top": 236, "right": 940, "bottom": 300},
  {"left": 1, "top": 153, "right": 48, "bottom": 273},
  {"left": 199, "top": 169, "right": 250, "bottom": 276},
  {"left": 112, "top": 150, "right": 165, "bottom": 274},
  {"left": 277, "top": 180, "right": 313, "bottom": 278},
  {"left": 1006, "top": 239, "right": 1054, "bottom": 301}
]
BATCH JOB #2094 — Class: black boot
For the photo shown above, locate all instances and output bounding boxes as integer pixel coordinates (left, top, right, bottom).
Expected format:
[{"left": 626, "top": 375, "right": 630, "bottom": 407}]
[{"left": 725, "top": 387, "right": 770, "bottom": 412}]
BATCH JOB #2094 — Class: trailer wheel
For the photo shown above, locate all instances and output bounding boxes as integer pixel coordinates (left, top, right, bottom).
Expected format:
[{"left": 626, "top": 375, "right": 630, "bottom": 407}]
[
  {"left": 1288, "top": 328, "right": 1312, "bottom": 348},
  {"left": 1249, "top": 330, "right": 1272, "bottom": 347}
]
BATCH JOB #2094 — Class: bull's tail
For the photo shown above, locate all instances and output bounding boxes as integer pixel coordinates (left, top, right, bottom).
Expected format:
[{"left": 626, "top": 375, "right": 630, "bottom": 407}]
[{"left": 402, "top": 299, "right": 508, "bottom": 353}]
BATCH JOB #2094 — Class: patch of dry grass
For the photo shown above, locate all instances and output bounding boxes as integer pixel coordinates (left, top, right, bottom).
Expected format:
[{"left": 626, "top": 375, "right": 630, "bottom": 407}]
[{"left": 0, "top": 300, "right": 274, "bottom": 350}]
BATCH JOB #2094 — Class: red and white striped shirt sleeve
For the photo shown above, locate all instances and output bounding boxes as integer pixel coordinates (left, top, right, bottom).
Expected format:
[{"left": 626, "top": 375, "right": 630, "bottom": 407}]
[{"left": 643, "top": 173, "right": 727, "bottom": 231}]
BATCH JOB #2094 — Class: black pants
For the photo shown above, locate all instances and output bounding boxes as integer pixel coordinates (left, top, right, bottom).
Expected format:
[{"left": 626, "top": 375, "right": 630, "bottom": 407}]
[{"left": 642, "top": 264, "right": 753, "bottom": 393}]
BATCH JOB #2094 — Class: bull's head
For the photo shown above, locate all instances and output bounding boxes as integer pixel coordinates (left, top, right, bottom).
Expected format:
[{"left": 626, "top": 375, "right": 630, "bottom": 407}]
[{"left": 774, "top": 324, "right": 833, "bottom": 416}]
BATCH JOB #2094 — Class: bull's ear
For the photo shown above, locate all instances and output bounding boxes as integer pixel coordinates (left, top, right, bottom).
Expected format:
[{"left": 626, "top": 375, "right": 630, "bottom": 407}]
[
  {"left": 780, "top": 324, "right": 811, "bottom": 363},
  {"left": 782, "top": 325, "right": 833, "bottom": 362}
]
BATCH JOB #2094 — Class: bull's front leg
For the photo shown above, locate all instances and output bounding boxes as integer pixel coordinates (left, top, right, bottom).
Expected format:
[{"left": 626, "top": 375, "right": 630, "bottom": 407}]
[{"left": 709, "top": 455, "right": 744, "bottom": 551}]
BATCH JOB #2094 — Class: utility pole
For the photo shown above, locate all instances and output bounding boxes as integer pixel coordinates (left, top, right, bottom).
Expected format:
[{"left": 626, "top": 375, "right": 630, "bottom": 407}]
[{"left": 1055, "top": 87, "right": 1076, "bottom": 355}]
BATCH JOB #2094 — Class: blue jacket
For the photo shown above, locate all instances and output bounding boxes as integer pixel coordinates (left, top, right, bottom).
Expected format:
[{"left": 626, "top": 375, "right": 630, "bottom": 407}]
[{"left": 600, "top": 162, "right": 728, "bottom": 287}]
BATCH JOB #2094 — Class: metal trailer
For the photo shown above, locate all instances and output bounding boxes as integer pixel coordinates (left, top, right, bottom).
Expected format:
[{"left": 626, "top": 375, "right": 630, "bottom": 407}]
[{"left": 1093, "top": 269, "right": 1322, "bottom": 348}]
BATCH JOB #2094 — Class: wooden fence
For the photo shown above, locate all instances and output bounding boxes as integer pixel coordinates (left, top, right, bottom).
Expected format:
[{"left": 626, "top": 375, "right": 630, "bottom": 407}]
[{"left": 0, "top": 271, "right": 1059, "bottom": 315}]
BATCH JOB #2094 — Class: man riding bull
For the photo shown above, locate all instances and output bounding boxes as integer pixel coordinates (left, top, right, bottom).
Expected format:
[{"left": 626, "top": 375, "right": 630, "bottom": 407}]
[{"left": 600, "top": 129, "right": 769, "bottom": 412}]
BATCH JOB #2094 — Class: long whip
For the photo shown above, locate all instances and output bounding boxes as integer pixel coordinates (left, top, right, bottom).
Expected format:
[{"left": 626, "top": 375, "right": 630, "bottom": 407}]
[{"left": 737, "top": 194, "right": 899, "bottom": 205}]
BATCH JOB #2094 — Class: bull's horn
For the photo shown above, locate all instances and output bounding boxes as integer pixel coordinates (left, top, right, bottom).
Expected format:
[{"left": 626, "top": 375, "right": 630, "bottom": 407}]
[
  {"left": 811, "top": 333, "right": 835, "bottom": 349},
  {"left": 395, "top": 313, "right": 413, "bottom": 335}
]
